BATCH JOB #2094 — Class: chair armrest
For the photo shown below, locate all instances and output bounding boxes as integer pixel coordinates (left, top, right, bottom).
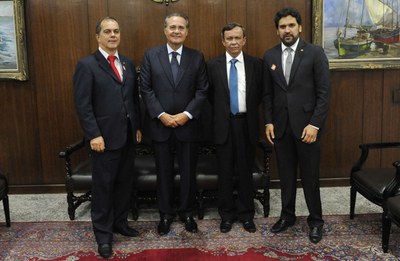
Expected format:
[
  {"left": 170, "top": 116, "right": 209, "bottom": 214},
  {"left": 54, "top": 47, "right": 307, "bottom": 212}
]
[
  {"left": 351, "top": 142, "right": 400, "bottom": 173},
  {"left": 384, "top": 161, "right": 400, "bottom": 198},
  {"left": 58, "top": 139, "right": 86, "bottom": 177},
  {"left": 256, "top": 140, "right": 273, "bottom": 173},
  {"left": 59, "top": 139, "right": 85, "bottom": 159}
]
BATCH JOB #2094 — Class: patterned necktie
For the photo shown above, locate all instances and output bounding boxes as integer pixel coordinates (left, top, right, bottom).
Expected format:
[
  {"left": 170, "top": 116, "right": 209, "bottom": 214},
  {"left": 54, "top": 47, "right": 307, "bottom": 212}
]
[
  {"left": 107, "top": 55, "right": 121, "bottom": 81},
  {"left": 284, "top": 47, "right": 293, "bottom": 84},
  {"left": 229, "top": 58, "right": 239, "bottom": 115},
  {"left": 171, "top": 52, "right": 179, "bottom": 84}
]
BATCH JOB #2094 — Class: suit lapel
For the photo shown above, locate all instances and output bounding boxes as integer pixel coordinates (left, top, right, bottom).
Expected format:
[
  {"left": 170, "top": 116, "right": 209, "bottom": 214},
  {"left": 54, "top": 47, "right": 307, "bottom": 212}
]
[
  {"left": 175, "top": 46, "right": 190, "bottom": 87},
  {"left": 158, "top": 46, "right": 175, "bottom": 87},
  {"left": 272, "top": 45, "right": 287, "bottom": 89},
  {"left": 243, "top": 54, "right": 253, "bottom": 100},
  {"left": 217, "top": 55, "right": 229, "bottom": 97},
  {"left": 288, "top": 39, "right": 305, "bottom": 85},
  {"left": 94, "top": 50, "right": 121, "bottom": 83}
]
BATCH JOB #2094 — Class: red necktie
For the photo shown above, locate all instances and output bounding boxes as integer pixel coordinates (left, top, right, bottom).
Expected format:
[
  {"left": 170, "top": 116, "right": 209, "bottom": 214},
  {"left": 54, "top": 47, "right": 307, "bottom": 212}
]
[{"left": 107, "top": 55, "right": 122, "bottom": 81}]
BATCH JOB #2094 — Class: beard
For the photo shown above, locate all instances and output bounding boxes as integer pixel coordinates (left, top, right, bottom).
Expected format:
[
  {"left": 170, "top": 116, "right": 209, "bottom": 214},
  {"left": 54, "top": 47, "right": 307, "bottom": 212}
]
[{"left": 281, "top": 34, "right": 299, "bottom": 47}]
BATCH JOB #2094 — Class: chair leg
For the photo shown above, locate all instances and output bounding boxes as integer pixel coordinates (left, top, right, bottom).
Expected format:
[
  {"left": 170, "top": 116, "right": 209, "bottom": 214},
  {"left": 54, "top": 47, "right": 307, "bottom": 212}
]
[
  {"left": 131, "top": 190, "right": 139, "bottom": 221},
  {"left": 3, "top": 195, "right": 10, "bottom": 227},
  {"left": 263, "top": 173, "right": 270, "bottom": 217},
  {"left": 350, "top": 186, "right": 356, "bottom": 219},
  {"left": 382, "top": 212, "right": 391, "bottom": 253},
  {"left": 197, "top": 190, "right": 204, "bottom": 220},
  {"left": 67, "top": 192, "right": 76, "bottom": 220}
]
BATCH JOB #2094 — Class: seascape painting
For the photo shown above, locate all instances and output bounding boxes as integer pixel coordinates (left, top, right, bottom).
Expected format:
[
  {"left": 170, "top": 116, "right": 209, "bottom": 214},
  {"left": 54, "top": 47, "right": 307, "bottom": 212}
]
[
  {"left": 0, "top": 1, "right": 18, "bottom": 71},
  {"left": 314, "top": 0, "right": 400, "bottom": 69}
]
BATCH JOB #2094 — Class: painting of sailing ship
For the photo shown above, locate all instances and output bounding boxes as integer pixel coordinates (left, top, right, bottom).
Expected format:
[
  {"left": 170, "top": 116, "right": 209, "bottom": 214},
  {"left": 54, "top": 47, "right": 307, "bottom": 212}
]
[
  {"left": 313, "top": 0, "right": 400, "bottom": 69},
  {"left": 0, "top": 0, "right": 28, "bottom": 80},
  {"left": 0, "top": 1, "right": 18, "bottom": 71}
]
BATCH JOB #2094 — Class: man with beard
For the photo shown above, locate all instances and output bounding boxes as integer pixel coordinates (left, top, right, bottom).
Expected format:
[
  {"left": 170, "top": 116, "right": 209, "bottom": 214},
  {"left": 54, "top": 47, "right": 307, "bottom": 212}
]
[{"left": 262, "top": 7, "right": 330, "bottom": 244}]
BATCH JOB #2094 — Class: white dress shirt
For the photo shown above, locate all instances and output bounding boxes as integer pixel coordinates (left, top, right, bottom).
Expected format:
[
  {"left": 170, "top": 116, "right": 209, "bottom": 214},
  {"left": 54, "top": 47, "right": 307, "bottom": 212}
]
[{"left": 226, "top": 51, "right": 246, "bottom": 113}]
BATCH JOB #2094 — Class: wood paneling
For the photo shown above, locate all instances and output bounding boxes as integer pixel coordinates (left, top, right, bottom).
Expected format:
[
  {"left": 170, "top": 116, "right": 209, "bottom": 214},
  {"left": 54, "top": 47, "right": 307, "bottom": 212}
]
[{"left": 0, "top": 0, "right": 399, "bottom": 192}]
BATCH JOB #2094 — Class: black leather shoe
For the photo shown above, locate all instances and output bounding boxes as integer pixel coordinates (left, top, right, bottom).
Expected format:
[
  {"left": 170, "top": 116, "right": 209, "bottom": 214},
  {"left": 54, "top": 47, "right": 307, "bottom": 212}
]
[
  {"left": 242, "top": 220, "right": 256, "bottom": 233},
  {"left": 157, "top": 218, "right": 173, "bottom": 236},
  {"left": 270, "top": 219, "right": 294, "bottom": 233},
  {"left": 181, "top": 216, "right": 198, "bottom": 233},
  {"left": 309, "top": 226, "right": 323, "bottom": 244},
  {"left": 98, "top": 243, "right": 112, "bottom": 259},
  {"left": 220, "top": 220, "right": 233, "bottom": 233},
  {"left": 113, "top": 225, "right": 139, "bottom": 237}
]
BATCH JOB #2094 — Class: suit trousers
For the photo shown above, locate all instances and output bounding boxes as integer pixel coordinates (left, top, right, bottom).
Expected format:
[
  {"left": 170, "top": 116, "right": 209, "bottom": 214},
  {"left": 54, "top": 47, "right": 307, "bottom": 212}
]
[
  {"left": 90, "top": 121, "right": 136, "bottom": 244},
  {"left": 274, "top": 123, "right": 324, "bottom": 227},
  {"left": 216, "top": 115, "right": 255, "bottom": 222},
  {"left": 153, "top": 134, "right": 198, "bottom": 219}
]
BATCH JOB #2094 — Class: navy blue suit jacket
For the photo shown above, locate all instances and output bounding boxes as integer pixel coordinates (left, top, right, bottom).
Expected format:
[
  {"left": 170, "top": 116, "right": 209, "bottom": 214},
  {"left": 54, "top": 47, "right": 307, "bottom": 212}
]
[
  {"left": 73, "top": 50, "right": 141, "bottom": 150},
  {"left": 140, "top": 45, "right": 208, "bottom": 142},
  {"left": 263, "top": 39, "right": 330, "bottom": 139}
]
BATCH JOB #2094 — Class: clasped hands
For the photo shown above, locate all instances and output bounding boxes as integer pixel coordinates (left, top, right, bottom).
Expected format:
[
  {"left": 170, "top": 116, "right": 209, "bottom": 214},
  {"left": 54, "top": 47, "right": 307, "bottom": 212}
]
[
  {"left": 159, "top": 112, "right": 189, "bottom": 128},
  {"left": 265, "top": 124, "right": 318, "bottom": 145}
]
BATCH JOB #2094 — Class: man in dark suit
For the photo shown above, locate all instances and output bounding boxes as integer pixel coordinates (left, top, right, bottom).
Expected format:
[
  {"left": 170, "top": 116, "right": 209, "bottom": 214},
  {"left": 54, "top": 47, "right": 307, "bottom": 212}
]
[
  {"left": 140, "top": 12, "right": 208, "bottom": 235},
  {"left": 73, "top": 17, "right": 142, "bottom": 258},
  {"left": 263, "top": 7, "right": 330, "bottom": 244},
  {"left": 207, "top": 23, "right": 263, "bottom": 233}
]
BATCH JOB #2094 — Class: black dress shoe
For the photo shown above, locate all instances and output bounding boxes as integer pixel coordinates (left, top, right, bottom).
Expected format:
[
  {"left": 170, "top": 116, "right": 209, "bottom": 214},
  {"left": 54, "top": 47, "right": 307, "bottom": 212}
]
[
  {"left": 113, "top": 225, "right": 139, "bottom": 237},
  {"left": 157, "top": 218, "right": 173, "bottom": 236},
  {"left": 270, "top": 219, "right": 294, "bottom": 233},
  {"left": 220, "top": 220, "right": 233, "bottom": 233},
  {"left": 242, "top": 220, "right": 256, "bottom": 233},
  {"left": 309, "top": 226, "right": 323, "bottom": 244},
  {"left": 181, "top": 216, "right": 198, "bottom": 233},
  {"left": 98, "top": 243, "right": 112, "bottom": 259}
]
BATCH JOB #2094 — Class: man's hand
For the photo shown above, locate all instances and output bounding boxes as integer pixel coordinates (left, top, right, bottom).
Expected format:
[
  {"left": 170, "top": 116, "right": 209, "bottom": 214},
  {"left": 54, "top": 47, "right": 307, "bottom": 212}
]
[
  {"left": 301, "top": 124, "right": 318, "bottom": 144},
  {"left": 136, "top": 130, "right": 142, "bottom": 143},
  {"left": 90, "top": 136, "right": 105, "bottom": 152},
  {"left": 172, "top": 113, "right": 189, "bottom": 126},
  {"left": 159, "top": 113, "right": 179, "bottom": 128},
  {"left": 265, "top": 124, "right": 275, "bottom": 145}
]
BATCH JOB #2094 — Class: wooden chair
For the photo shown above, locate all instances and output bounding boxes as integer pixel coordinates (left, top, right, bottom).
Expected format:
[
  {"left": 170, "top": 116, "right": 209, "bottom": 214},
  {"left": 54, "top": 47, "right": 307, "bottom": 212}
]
[
  {"left": 350, "top": 142, "right": 400, "bottom": 220},
  {"left": 0, "top": 169, "right": 11, "bottom": 227},
  {"left": 381, "top": 161, "right": 400, "bottom": 253}
]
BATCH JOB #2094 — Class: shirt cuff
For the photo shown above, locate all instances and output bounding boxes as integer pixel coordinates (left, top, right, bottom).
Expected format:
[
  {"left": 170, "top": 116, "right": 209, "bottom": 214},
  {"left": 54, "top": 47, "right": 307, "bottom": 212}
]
[{"left": 183, "top": 111, "right": 193, "bottom": 119}]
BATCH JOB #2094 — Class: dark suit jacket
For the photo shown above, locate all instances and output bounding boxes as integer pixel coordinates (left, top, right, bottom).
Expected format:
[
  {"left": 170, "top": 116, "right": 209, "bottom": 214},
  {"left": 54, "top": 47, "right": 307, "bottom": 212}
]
[
  {"left": 140, "top": 45, "right": 208, "bottom": 142},
  {"left": 73, "top": 50, "right": 141, "bottom": 150},
  {"left": 207, "top": 53, "right": 263, "bottom": 145},
  {"left": 263, "top": 39, "right": 330, "bottom": 139}
]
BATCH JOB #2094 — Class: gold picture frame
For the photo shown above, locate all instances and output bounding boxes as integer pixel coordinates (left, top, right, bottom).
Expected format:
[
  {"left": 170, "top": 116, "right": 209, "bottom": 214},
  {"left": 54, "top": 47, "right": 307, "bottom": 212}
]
[
  {"left": 313, "top": 0, "right": 400, "bottom": 70},
  {"left": 0, "top": 0, "right": 28, "bottom": 80}
]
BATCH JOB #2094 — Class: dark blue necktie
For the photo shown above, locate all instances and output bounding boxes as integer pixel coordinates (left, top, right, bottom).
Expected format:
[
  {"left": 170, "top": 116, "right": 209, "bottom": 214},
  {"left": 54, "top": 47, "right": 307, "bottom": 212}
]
[
  {"left": 171, "top": 51, "right": 179, "bottom": 84},
  {"left": 229, "top": 58, "right": 239, "bottom": 114}
]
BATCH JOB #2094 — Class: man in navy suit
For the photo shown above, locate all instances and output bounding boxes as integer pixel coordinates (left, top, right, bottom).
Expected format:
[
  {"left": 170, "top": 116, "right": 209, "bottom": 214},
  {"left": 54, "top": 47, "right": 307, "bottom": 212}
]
[
  {"left": 140, "top": 12, "right": 208, "bottom": 235},
  {"left": 207, "top": 23, "right": 263, "bottom": 234},
  {"left": 263, "top": 8, "right": 330, "bottom": 244},
  {"left": 73, "top": 17, "right": 142, "bottom": 258}
]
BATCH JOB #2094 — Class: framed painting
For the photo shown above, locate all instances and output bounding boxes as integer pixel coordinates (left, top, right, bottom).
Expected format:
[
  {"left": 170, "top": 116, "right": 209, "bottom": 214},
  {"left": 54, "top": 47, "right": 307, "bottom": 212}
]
[
  {"left": 0, "top": 0, "right": 28, "bottom": 80},
  {"left": 313, "top": 0, "right": 400, "bottom": 70}
]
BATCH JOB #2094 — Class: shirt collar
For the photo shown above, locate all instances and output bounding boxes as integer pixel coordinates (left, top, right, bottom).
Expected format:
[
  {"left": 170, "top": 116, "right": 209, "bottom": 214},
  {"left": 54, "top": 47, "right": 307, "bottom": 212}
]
[
  {"left": 167, "top": 44, "right": 183, "bottom": 56},
  {"left": 225, "top": 51, "right": 244, "bottom": 64},
  {"left": 281, "top": 38, "right": 300, "bottom": 53},
  {"left": 98, "top": 47, "right": 120, "bottom": 61}
]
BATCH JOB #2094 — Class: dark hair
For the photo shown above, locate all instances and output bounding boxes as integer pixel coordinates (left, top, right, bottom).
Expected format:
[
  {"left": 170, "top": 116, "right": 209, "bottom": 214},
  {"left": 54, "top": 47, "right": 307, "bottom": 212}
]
[
  {"left": 274, "top": 7, "right": 302, "bottom": 29},
  {"left": 164, "top": 12, "right": 190, "bottom": 28},
  {"left": 221, "top": 22, "right": 246, "bottom": 39},
  {"left": 95, "top": 16, "right": 119, "bottom": 34}
]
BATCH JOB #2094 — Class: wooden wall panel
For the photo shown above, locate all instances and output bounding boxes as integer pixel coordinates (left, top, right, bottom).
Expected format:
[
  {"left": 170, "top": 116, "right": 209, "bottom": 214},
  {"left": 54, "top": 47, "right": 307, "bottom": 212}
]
[{"left": 0, "top": 0, "right": 398, "bottom": 191}]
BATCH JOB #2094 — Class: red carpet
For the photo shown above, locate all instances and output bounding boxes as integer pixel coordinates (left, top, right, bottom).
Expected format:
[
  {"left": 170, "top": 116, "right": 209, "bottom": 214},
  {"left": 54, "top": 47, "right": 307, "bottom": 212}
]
[{"left": 1, "top": 214, "right": 399, "bottom": 260}]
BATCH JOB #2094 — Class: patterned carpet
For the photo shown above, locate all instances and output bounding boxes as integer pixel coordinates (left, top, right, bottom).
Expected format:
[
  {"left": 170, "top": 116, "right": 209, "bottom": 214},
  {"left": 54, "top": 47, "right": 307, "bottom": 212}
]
[{"left": 1, "top": 214, "right": 399, "bottom": 260}]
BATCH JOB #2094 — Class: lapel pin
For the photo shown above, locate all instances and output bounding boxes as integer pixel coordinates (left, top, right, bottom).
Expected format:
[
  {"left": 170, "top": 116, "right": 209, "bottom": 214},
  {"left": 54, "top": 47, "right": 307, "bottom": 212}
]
[{"left": 271, "top": 64, "right": 276, "bottom": 70}]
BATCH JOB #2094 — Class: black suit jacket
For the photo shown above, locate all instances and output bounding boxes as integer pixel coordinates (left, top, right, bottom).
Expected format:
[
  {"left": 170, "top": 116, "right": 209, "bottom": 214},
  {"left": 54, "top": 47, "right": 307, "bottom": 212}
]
[
  {"left": 140, "top": 45, "right": 208, "bottom": 142},
  {"left": 73, "top": 50, "right": 141, "bottom": 150},
  {"left": 263, "top": 39, "right": 330, "bottom": 139},
  {"left": 207, "top": 53, "right": 263, "bottom": 145}
]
